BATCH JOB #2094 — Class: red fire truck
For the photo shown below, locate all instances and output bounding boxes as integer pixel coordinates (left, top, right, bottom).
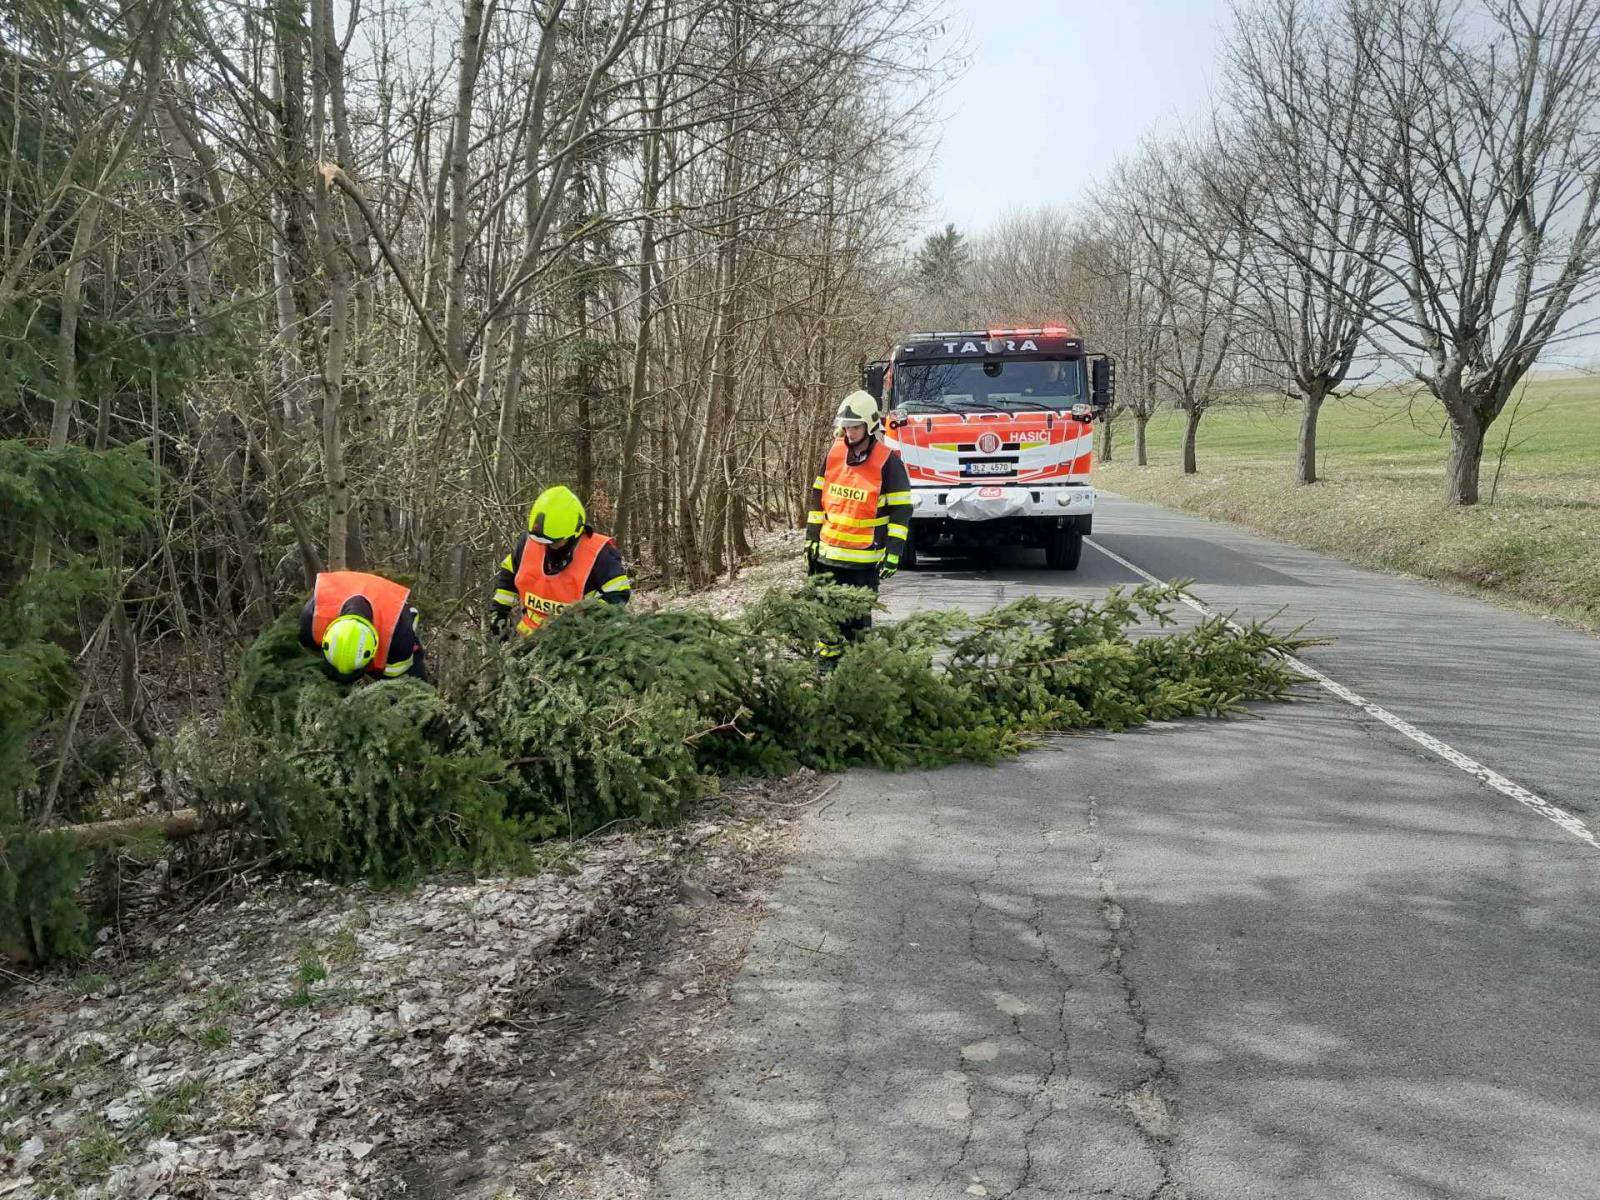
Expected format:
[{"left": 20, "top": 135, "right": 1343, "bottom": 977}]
[{"left": 863, "top": 326, "right": 1114, "bottom": 570}]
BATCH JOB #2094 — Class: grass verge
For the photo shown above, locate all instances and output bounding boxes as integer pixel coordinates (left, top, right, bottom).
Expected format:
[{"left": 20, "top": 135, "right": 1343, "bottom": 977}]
[{"left": 1096, "top": 374, "right": 1600, "bottom": 633}]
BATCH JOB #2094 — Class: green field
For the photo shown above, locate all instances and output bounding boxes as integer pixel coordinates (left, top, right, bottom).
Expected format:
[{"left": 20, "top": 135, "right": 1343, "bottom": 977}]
[{"left": 1096, "top": 374, "right": 1600, "bottom": 632}]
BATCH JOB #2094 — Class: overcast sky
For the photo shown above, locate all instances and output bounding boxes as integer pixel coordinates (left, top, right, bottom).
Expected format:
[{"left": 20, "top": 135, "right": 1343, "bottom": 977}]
[
  {"left": 923, "top": 0, "right": 1233, "bottom": 235},
  {"left": 916, "top": 0, "right": 1598, "bottom": 366}
]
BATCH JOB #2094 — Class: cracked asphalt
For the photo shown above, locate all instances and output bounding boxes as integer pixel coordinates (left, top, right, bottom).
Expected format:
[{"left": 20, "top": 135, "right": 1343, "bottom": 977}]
[{"left": 651, "top": 495, "right": 1600, "bottom": 1200}]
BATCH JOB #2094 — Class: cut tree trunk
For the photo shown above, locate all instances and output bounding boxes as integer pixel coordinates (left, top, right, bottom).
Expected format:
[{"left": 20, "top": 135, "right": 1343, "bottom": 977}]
[{"left": 0, "top": 809, "right": 208, "bottom": 853}]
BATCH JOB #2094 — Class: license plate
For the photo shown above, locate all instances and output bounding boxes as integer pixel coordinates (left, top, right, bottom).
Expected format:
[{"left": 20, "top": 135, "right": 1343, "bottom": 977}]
[{"left": 967, "top": 461, "right": 1012, "bottom": 475}]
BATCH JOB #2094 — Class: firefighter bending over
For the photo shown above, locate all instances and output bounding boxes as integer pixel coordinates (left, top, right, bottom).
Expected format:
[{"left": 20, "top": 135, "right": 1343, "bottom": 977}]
[
  {"left": 299, "top": 570, "right": 428, "bottom": 683},
  {"left": 493, "top": 484, "right": 631, "bottom": 636},
  {"left": 806, "top": 390, "right": 912, "bottom": 666}
]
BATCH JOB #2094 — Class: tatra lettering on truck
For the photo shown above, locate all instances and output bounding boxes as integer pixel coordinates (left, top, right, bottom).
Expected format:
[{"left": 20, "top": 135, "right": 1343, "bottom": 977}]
[
  {"left": 934, "top": 338, "right": 1040, "bottom": 353},
  {"left": 861, "top": 326, "right": 1115, "bottom": 571}
]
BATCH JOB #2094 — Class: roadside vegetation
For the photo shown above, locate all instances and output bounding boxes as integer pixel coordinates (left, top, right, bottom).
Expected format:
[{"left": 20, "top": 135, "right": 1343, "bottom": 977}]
[
  {"left": 6, "top": 580, "right": 1304, "bottom": 964},
  {"left": 1097, "top": 376, "right": 1600, "bottom": 632}
]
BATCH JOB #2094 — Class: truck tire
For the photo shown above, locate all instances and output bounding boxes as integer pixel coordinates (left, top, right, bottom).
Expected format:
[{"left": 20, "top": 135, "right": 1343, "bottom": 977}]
[{"left": 1045, "top": 524, "right": 1083, "bottom": 571}]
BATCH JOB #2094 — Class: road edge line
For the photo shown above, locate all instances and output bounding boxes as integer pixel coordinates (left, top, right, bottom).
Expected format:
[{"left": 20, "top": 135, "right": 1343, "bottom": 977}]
[{"left": 1085, "top": 537, "right": 1600, "bottom": 853}]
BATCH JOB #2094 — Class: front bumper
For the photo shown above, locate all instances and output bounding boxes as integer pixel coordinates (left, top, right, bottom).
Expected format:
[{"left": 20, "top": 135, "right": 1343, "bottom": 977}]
[{"left": 910, "top": 484, "right": 1095, "bottom": 522}]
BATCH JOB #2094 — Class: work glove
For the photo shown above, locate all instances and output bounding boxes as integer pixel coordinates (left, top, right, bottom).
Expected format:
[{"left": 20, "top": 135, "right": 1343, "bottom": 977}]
[
  {"left": 879, "top": 554, "right": 900, "bottom": 581},
  {"left": 494, "top": 609, "right": 518, "bottom": 643},
  {"left": 805, "top": 540, "right": 820, "bottom": 568}
]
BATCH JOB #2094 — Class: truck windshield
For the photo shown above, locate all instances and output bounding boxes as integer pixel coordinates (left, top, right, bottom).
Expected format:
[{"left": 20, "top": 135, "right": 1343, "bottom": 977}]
[{"left": 890, "top": 359, "right": 1085, "bottom": 414}]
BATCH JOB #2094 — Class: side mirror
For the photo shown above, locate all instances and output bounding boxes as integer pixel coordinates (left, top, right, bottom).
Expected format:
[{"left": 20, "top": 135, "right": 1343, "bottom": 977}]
[
  {"left": 1090, "top": 355, "right": 1116, "bottom": 411},
  {"left": 861, "top": 360, "right": 888, "bottom": 402}
]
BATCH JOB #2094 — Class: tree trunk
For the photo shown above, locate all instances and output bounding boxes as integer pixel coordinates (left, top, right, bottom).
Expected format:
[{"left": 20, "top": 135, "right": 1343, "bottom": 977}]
[
  {"left": 731, "top": 488, "right": 751, "bottom": 560},
  {"left": 34, "top": 197, "right": 104, "bottom": 571},
  {"left": 1098, "top": 410, "right": 1114, "bottom": 463},
  {"left": 310, "top": 0, "right": 352, "bottom": 568},
  {"left": 444, "top": 0, "right": 488, "bottom": 371},
  {"left": 1446, "top": 410, "right": 1486, "bottom": 506},
  {"left": 575, "top": 286, "right": 594, "bottom": 499},
  {"left": 1295, "top": 387, "right": 1326, "bottom": 485},
  {"left": 494, "top": 308, "right": 529, "bottom": 496},
  {"left": 1135, "top": 414, "right": 1149, "bottom": 466},
  {"left": 1182, "top": 405, "right": 1201, "bottom": 475},
  {"left": 614, "top": 64, "right": 665, "bottom": 552}
]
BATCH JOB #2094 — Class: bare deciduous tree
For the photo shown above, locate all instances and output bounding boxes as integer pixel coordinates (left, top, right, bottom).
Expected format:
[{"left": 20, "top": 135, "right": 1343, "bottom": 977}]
[
  {"left": 1331, "top": 0, "right": 1600, "bottom": 505},
  {"left": 1101, "top": 145, "right": 1250, "bottom": 474},
  {"left": 1, "top": 0, "right": 954, "bottom": 795},
  {"left": 1206, "top": 0, "right": 1391, "bottom": 485}
]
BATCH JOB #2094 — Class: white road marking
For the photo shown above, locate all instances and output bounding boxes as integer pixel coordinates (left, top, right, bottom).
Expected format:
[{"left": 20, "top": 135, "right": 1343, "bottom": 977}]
[{"left": 1086, "top": 537, "right": 1600, "bottom": 853}]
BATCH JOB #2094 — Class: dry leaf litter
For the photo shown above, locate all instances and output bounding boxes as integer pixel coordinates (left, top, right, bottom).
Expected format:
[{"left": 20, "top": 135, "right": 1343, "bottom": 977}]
[
  {"left": 1, "top": 786, "right": 810, "bottom": 1200},
  {"left": 2, "top": 539, "right": 815, "bottom": 1200}
]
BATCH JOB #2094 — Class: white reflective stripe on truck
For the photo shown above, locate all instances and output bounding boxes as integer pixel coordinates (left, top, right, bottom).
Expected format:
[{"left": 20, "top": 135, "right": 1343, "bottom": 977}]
[{"left": 885, "top": 431, "right": 1094, "bottom": 473}]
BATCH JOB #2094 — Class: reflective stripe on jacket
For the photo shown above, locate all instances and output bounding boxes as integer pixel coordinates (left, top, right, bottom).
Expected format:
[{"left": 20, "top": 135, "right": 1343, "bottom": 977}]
[
  {"left": 310, "top": 571, "right": 412, "bottom": 673},
  {"left": 513, "top": 531, "right": 613, "bottom": 635},
  {"left": 819, "top": 439, "right": 892, "bottom": 565}
]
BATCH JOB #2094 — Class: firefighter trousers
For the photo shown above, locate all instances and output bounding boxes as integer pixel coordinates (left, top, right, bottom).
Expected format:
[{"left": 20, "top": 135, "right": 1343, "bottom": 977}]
[{"left": 809, "top": 559, "right": 880, "bottom": 663}]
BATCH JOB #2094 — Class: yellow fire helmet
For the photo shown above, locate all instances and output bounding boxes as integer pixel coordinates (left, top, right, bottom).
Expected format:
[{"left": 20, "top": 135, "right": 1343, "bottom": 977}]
[
  {"left": 527, "top": 485, "right": 586, "bottom": 543},
  {"left": 834, "top": 390, "right": 881, "bottom": 437},
  {"left": 322, "top": 613, "right": 379, "bottom": 676}
]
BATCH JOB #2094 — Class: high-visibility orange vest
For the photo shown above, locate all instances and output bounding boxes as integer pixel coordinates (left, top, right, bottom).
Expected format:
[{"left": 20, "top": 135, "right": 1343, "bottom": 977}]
[
  {"left": 311, "top": 571, "right": 412, "bottom": 672},
  {"left": 513, "top": 532, "right": 611, "bottom": 635},
  {"left": 818, "top": 439, "right": 890, "bottom": 566}
]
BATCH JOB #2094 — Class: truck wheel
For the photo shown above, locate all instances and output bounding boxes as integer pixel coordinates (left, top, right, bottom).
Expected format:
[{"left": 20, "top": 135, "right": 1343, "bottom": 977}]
[{"left": 1045, "top": 525, "right": 1083, "bottom": 571}]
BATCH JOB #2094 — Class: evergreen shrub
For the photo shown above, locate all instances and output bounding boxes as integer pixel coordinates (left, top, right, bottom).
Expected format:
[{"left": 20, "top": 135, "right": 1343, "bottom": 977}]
[
  {"left": 1, "top": 441, "right": 152, "bottom": 962},
  {"left": 0, "top": 830, "right": 89, "bottom": 961},
  {"left": 182, "top": 682, "right": 518, "bottom": 886}
]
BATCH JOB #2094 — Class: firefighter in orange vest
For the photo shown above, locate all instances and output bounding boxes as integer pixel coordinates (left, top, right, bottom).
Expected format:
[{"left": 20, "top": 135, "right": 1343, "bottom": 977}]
[
  {"left": 492, "top": 485, "right": 632, "bottom": 636},
  {"left": 298, "top": 570, "right": 428, "bottom": 682},
  {"left": 806, "top": 390, "right": 912, "bottom": 665}
]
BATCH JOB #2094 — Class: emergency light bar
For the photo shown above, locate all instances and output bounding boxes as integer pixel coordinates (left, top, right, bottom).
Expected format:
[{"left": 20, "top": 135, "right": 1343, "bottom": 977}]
[
  {"left": 901, "top": 325, "right": 1077, "bottom": 341},
  {"left": 987, "top": 326, "right": 1075, "bottom": 339}
]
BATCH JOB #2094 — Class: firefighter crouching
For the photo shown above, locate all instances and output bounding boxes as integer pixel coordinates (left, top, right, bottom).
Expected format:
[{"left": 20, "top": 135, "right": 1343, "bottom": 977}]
[
  {"left": 493, "top": 484, "right": 631, "bottom": 636},
  {"left": 299, "top": 570, "right": 428, "bottom": 683},
  {"left": 806, "top": 390, "right": 912, "bottom": 666}
]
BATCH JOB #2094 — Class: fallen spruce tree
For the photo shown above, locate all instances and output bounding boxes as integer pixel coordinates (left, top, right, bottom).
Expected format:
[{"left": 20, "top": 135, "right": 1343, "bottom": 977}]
[{"left": 6, "top": 581, "right": 1306, "bottom": 960}]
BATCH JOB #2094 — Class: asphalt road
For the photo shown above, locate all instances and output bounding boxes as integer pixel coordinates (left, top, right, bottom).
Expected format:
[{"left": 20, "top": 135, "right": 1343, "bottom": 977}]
[{"left": 652, "top": 494, "right": 1600, "bottom": 1200}]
